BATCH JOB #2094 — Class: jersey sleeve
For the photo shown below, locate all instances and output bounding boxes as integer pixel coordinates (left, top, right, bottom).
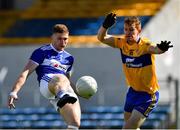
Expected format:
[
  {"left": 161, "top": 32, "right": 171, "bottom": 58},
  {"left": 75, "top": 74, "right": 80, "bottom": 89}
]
[
  {"left": 143, "top": 41, "right": 156, "bottom": 53},
  {"left": 67, "top": 56, "right": 74, "bottom": 73},
  {"left": 30, "top": 48, "right": 45, "bottom": 65}
]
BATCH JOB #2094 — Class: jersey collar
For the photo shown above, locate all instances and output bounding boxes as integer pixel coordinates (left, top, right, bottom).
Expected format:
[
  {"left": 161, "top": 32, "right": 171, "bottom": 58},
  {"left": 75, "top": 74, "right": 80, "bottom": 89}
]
[
  {"left": 126, "top": 35, "right": 141, "bottom": 44},
  {"left": 136, "top": 35, "right": 141, "bottom": 44}
]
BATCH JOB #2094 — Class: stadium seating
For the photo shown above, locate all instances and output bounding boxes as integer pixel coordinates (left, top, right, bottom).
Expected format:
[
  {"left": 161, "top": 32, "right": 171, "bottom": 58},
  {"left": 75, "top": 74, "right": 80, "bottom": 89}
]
[
  {"left": 0, "top": 11, "right": 19, "bottom": 36},
  {"left": 0, "top": 105, "right": 171, "bottom": 129},
  {"left": 2, "top": 16, "right": 151, "bottom": 37},
  {"left": 21, "top": 0, "right": 166, "bottom": 18},
  {"left": 0, "top": 0, "right": 166, "bottom": 45},
  {"left": 0, "top": 16, "right": 152, "bottom": 45}
]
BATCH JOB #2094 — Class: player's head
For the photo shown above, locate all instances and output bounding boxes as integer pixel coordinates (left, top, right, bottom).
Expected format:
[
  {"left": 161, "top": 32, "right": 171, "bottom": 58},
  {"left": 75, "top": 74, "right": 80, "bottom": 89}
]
[
  {"left": 51, "top": 24, "right": 69, "bottom": 51},
  {"left": 124, "top": 16, "right": 141, "bottom": 43}
]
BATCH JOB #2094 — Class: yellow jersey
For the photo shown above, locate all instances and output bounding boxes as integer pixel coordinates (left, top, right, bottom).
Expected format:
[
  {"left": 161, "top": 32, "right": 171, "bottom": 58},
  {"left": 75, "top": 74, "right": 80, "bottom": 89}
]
[{"left": 114, "top": 36, "right": 159, "bottom": 94}]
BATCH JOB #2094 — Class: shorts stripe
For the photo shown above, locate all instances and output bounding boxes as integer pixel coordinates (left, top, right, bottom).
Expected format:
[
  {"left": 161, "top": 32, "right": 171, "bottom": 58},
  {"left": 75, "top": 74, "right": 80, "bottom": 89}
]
[
  {"left": 42, "top": 75, "right": 52, "bottom": 82},
  {"left": 144, "top": 93, "right": 157, "bottom": 116}
]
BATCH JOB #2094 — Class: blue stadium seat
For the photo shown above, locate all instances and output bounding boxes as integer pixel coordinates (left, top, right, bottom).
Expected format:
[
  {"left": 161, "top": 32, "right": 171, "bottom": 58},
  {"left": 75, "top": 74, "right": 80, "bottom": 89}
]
[
  {"left": 21, "top": 107, "right": 49, "bottom": 115},
  {"left": 0, "top": 115, "right": 14, "bottom": 121},
  {"left": 81, "top": 120, "right": 124, "bottom": 129},
  {"left": 98, "top": 120, "right": 124, "bottom": 129},
  {"left": 38, "top": 114, "right": 62, "bottom": 121},
  {"left": 0, "top": 121, "right": 19, "bottom": 129},
  {"left": 31, "top": 120, "right": 66, "bottom": 129},
  {"left": 148, "top": 113, "right": 166, "bottom": 121},
  {"left": 0, "top": 105, "right": 170, "bottom": 129},
  {"left": 154, "top": 105, "right": 171, "bottom": 114},
  {"left": 80, "top": 120, "right": 98, "bottom": 129},
  {"left": 0, "top": 108, "right": 24, "bottom": 115},
  {"left": 82, "top": 106, "right": 123, "bottom": 113},
  {"left": 141, "top": 120, "right": 161, "bottom": 129},
  {"left": 0, "top": 114, "right": 39, "bottom": 122},
  {"left": 18, "top": 114, "right": 39, "bottom": 121},
  {"left": 82, "top": 113, "right": 124, "bottom": 120}
]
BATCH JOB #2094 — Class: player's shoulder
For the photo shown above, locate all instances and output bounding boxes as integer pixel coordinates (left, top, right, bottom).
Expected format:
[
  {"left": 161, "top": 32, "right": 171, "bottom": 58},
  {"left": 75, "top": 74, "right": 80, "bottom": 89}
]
[
  {"left": 114, "top": 35, "right": 126, "bottom": 44},
  {"left": 63, "top": 50, "right": 74, "bottom": 63},
  {"left": 141, "top": 37, "right": 150, "bottom": 41},
  {"left": 115, "top": 35, "right": 126, "bottom": 41},
  {"left": 63, "top": 50, "right": 74, "bottom": 58},
  {"left": 33, "top": 44, "right": 51, "bottom": 52},
  {"left": 31, "top": 44, "right": 51, "bottom": 56},
  {"left": 39, "top": 44, "right": 52, "bottom": 51},
  {"left": 140, "top": 37, "right": 153, "bottom": 46}
]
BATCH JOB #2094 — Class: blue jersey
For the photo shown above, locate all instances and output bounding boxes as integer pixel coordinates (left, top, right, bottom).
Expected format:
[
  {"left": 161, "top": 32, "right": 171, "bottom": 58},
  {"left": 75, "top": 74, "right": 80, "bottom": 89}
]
[{"left": 30, "top": 44, "right": 74, "bottom": 82}]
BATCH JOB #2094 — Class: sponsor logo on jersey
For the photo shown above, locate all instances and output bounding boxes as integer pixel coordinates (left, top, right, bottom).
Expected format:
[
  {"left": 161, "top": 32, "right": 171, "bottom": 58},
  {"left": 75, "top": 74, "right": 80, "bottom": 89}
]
[{"left": 125, "top": 58, "right": 143, "bottom": 68}]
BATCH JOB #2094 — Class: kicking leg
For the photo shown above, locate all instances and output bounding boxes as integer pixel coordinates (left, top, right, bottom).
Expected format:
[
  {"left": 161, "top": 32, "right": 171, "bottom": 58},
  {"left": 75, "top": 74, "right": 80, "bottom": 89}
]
[
  {"left": 48, "top": 74, "right": 77, "bottom": 108},
  {"left": 59, "top": 99, "right": 81, "bottom": 129}
]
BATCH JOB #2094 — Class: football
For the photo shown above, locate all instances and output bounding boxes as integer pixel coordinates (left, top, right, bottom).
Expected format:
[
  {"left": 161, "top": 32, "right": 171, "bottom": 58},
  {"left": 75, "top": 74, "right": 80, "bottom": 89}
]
[{"left": 76, "top": 76, "right": 98, "bottom": 99}]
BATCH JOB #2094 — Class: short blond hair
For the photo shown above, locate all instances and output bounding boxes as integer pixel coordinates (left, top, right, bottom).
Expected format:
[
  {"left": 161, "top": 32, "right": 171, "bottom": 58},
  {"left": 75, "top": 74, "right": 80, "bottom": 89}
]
[
  {"left": 53, "top": 24, "right": 69, "bottom": 34},
  {"left": 124, "top": 16, "right": 141, "bottom": 30}
]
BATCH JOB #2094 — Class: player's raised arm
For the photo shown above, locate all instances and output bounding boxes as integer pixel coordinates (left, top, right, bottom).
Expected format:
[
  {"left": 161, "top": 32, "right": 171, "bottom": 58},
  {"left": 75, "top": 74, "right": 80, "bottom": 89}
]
[
  {"left": 97, "top": 13, "right": 116, "bottom": 47},
  {"left": 8, "top": 60, "right": 38, "bottom": 109},
  {"left": 148, "top": 40, "right": 173, "bottom": 54}
]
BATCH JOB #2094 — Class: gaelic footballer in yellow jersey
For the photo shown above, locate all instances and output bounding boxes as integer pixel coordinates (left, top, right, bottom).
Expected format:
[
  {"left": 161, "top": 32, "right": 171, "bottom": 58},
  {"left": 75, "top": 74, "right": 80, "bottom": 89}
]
[
  {"left": 97, "top": 13, "right": 173, "bottom": 129},
  {"left": 114, "top": 36, "right": 159, "bottom": 94}
]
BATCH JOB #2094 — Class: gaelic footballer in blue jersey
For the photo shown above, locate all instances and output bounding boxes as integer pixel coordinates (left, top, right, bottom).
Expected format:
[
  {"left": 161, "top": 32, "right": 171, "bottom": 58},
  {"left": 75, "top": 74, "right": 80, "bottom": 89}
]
[
  {"left": 8, "top": 24, "right": 81, "bottom": 129},
  {"left": 98, "top": 13, "right": 173, "bottom": 129}
]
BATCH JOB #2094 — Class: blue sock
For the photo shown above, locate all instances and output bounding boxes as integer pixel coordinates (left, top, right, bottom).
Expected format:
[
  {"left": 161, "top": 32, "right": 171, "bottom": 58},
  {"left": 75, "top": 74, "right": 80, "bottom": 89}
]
[{"left": 56, "top": 90, "right": 66, "bottom": 98}]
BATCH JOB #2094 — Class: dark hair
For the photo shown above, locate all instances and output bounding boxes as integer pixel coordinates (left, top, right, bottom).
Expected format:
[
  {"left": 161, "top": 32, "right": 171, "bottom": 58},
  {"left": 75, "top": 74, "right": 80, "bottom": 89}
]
[
  {"left": 53, "top": 24, "right": 69, "bottom": 34},
  {"left": 124, "top": 16, "right": 141, "bottom": 30}
]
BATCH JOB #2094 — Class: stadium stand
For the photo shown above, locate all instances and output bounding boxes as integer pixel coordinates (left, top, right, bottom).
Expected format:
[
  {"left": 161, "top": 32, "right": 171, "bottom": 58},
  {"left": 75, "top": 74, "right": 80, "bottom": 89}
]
[
  {"left": 0, "top": 0, "right": 167, "bottom": 45},
  {"left": 2, "top": 16, "right": 151, "bottom": 37},
  {"left": 20, "top": 0, "right": 166, "bottom": 18},
  {"left": 0, "top": 11, "right": 20, "bottom": 36},
  {"left": 0, "top": 105, "right": 170, "bottom": 129}
]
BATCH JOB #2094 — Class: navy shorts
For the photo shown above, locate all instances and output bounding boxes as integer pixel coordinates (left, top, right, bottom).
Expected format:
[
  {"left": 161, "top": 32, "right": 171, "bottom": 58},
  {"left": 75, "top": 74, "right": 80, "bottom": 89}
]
[{"left": 124, "top": 87, "right": 159, "bottom": 117}]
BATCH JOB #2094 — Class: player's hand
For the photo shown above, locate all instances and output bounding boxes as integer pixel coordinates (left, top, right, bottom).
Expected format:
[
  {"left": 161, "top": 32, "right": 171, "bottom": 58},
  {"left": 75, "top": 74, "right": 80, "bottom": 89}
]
[
  {"left": 157, "top": 41, "right": 173, "bottom": 51},
  {"left": 103, "top": 13, "right": 116, "bottom": 29},
  {"left": 8, "top": 92, "right": 18, "bottom": 109}
]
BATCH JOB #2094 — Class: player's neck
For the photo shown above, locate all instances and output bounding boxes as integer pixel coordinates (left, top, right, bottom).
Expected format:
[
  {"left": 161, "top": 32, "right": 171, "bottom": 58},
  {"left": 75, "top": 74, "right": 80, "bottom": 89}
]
[
  {"left": 127, "top": 36, "right": 140, "bottom": 45},
  {"left": 51, "top": 44, "right": 64, "bottom": 52}
]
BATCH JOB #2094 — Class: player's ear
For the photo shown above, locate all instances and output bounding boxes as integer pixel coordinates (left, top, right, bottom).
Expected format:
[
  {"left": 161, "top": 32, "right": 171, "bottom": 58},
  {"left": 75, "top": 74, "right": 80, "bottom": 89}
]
[
  {"left": 51, "top": 33, "right": 54, "bottom": 38},
  {"left": 51, "top": 34, "right": 55, "bottom": 40},
  {"left": 51, "top": 34, "right": 56, "bottom": 43}
]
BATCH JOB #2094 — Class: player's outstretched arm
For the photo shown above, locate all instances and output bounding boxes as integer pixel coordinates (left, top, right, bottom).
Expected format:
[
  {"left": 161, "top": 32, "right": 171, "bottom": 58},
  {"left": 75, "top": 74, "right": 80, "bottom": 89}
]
[
  {"left": 8, "top": 60, "right": 38, "bottom": 109},
  {"left": 148, "top": 40, "right": 173, "bottom": 54},
  {"left": 97, "top": 13, "right": 116, "bottom": 47}
]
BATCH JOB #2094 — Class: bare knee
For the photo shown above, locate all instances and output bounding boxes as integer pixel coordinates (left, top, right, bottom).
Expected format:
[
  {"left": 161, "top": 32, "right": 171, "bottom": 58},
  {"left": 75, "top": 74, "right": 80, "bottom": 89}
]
[
  {"left": 48, "top": 74, "right": 70, "bottom": 94},
  {"left": 49, "top": 74, "right": 70, "bottom": 87}
]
